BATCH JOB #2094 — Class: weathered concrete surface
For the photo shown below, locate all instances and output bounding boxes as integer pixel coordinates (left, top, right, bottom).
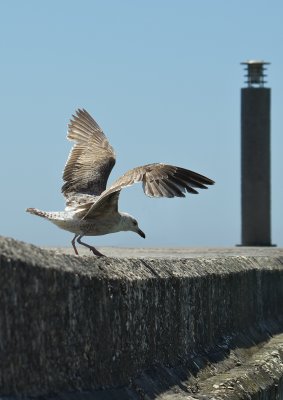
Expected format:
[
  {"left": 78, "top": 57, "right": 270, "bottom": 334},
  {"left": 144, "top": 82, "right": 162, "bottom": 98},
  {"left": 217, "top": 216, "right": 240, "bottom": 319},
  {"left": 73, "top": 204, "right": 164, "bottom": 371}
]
[
  {"left": 47, "top": 245, "right": 283, "bottom": 258},
  {"left": 1, "top": 236, "right": 283, "bottom": 399}
]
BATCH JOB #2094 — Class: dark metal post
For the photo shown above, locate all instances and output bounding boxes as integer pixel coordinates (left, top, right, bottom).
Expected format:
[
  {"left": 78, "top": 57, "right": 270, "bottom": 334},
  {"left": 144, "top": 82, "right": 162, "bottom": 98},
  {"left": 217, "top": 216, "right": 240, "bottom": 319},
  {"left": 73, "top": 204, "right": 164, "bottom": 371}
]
[{"left": 240, "top": 60, "right": 272, "bottom": 246}]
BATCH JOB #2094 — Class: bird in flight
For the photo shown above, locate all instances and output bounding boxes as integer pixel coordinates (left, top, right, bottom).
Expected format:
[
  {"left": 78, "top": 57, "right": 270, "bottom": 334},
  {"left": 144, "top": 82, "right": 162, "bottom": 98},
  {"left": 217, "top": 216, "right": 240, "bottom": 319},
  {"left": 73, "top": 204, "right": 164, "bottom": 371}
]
[{"left": 27, "top": 109, "right": 214, "bottom": 256}]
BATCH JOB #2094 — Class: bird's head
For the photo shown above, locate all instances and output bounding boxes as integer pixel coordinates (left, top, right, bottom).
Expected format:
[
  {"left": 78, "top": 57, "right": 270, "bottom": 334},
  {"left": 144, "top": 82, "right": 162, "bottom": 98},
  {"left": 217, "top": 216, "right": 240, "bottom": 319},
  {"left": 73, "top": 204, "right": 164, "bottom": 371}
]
[{"left": 120, "top": 213, "right": 146, "bottom": 238}]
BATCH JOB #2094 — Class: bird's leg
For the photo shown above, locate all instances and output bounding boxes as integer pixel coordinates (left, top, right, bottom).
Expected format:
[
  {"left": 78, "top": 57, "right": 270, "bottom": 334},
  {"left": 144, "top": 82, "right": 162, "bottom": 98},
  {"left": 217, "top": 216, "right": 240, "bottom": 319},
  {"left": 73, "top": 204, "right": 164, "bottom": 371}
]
[
  {"left": 77, "top": 235, "right": 105, "bottom": 257},
  {"left": 72, "top": 234, "right": 79, "bottom": 255}
]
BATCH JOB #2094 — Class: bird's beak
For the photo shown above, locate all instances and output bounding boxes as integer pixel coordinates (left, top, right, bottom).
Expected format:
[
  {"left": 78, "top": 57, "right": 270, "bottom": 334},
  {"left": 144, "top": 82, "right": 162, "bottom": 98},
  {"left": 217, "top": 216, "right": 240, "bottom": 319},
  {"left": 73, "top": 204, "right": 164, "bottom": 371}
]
[{"left": 137, "top": 228, "right": 146, "bottom": 238}]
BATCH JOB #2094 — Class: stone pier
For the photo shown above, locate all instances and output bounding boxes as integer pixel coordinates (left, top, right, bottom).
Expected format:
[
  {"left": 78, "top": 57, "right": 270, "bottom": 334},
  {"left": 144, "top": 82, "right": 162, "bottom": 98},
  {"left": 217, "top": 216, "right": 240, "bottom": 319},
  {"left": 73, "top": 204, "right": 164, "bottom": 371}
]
[{"left": 0, "top": 236, "right": 283, "bottom": 399}]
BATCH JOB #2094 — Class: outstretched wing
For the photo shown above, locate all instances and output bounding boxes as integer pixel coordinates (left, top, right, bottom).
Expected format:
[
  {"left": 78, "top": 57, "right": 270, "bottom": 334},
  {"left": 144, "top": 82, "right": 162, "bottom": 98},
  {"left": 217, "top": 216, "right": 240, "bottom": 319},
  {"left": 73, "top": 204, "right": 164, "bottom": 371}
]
[
  {"left": 62, "top": 109, "right": 116, "bottom": 197},
  {"left": 82, "top": 163, "right": 214, "bottom": 219}
]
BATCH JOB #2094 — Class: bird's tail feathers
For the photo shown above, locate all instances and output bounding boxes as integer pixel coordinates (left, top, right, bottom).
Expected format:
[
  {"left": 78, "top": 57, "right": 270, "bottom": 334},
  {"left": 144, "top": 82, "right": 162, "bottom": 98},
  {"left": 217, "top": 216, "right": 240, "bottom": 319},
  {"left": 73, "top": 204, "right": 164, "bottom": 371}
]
[{"left": 26, "top": 208, "right": 55, "bottom": 220}]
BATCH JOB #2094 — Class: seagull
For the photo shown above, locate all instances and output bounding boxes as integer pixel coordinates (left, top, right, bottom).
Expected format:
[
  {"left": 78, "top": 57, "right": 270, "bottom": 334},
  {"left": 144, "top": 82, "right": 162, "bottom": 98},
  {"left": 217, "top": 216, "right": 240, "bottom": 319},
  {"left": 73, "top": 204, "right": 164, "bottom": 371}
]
[{"left": 27, "top": 109, "right": 214, "bottom": 256}]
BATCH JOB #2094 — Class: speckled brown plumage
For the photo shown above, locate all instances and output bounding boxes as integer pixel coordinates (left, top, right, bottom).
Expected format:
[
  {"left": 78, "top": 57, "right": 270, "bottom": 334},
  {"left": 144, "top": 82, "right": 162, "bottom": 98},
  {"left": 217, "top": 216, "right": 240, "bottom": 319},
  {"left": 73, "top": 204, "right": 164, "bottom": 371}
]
[{"left": 27, "top": 108, "right": 214, "bottom": 256}]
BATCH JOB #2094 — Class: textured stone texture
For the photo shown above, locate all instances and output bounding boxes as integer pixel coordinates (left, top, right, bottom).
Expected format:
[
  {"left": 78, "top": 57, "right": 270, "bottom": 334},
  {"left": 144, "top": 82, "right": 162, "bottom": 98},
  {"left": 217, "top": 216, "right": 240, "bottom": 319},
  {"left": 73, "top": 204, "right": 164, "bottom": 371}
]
[{"left": 0, "top": 236, "right": 283, "bottom": 399}]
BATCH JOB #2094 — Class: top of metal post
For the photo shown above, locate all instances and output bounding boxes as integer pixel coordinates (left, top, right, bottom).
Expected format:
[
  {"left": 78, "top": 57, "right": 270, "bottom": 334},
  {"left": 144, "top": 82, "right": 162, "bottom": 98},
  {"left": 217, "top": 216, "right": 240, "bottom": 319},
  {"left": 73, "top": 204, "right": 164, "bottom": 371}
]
[{"left": 241, "top": 60, "right": 270, "bottom": 88}]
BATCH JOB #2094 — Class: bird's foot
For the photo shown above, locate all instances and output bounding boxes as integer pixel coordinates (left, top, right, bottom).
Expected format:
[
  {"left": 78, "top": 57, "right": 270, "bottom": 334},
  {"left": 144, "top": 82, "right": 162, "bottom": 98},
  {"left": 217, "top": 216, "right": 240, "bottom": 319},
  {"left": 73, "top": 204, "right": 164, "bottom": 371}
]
[
  {"left": 89, "top": 246, "right": 106, "bottom": 257},
  {"left": 76, "top": 236, "right": 106, "bottom": 257}
]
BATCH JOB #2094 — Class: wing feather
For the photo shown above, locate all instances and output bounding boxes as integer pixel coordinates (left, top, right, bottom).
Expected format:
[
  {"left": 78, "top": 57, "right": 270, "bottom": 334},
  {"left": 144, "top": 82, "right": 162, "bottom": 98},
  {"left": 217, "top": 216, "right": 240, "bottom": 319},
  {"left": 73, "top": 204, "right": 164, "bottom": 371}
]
[
  {"left": 62, "top": 109, "right": 116, "bottom": 197},
  {"left": 82, "top": 163, "right": 214, "bottom": 219}
]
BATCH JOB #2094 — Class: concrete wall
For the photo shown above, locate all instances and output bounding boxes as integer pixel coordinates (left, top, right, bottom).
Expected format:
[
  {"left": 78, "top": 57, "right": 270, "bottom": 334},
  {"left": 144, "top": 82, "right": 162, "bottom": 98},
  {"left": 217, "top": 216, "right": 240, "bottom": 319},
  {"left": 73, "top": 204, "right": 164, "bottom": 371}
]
[{"left": 0, "top": 236, "right": 283, "bottom": 399}]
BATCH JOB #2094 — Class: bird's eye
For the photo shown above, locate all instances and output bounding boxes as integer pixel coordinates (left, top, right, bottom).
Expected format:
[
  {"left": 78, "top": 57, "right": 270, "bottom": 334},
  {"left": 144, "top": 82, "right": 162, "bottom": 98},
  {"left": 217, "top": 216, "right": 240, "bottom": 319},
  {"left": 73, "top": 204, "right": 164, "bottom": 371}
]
[{"left": 133, "top": 220, "right": 138, "bottom": 226}]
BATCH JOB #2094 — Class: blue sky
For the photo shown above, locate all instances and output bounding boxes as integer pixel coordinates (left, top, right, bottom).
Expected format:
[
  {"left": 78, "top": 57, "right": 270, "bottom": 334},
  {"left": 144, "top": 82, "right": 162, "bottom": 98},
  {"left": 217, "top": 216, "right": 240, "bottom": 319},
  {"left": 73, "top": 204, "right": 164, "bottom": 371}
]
[{"left": 1, "top": 1, "right": 282, "bottom": 248}]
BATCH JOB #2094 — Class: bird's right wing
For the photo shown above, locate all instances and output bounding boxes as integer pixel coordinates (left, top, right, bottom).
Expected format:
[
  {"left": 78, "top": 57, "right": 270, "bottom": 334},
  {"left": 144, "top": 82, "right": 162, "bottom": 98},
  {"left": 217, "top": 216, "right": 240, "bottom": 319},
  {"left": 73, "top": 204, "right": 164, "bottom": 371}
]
[
  {"left": 62, "top": 109, "right": 116, "bottom": 198},
  {"left": 82, "top": 163, "right": 214, "bottom": 219}
]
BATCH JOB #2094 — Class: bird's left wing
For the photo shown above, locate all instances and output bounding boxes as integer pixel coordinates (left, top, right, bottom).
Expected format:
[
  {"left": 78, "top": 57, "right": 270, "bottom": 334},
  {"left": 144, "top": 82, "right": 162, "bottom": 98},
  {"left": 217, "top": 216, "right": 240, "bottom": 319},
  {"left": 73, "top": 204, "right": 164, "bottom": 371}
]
[
  {"left": 81, "top": 163, "right": 214, "bottom": 219},
  {"left": 62, "top": 109, "right": 116, "bottom": 198}
]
